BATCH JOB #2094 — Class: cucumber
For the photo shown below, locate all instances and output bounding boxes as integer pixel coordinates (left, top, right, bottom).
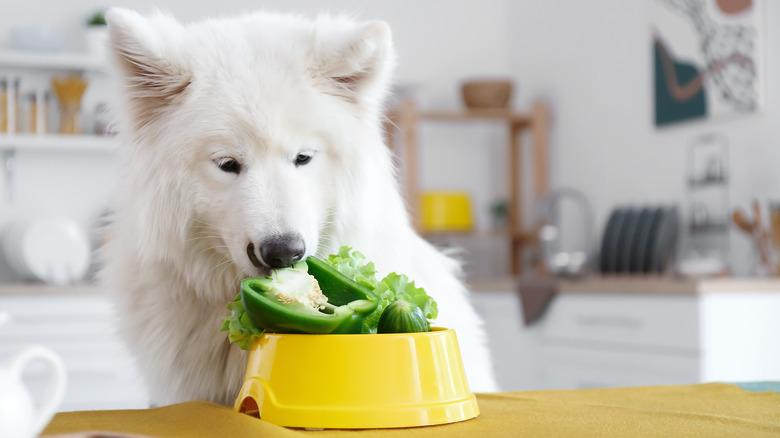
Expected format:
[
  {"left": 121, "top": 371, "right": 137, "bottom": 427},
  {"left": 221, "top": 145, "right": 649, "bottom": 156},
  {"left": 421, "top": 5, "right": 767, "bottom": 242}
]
[{"left": 377, "top": 300, "right": 429, "bottom": 333}]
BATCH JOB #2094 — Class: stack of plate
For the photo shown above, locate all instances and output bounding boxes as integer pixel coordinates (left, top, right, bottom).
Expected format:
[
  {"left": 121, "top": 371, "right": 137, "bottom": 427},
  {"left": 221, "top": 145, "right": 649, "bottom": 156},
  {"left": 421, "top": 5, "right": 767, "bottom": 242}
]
[{"left": 599, "top": 206, "right": 679, "bottom": 274}]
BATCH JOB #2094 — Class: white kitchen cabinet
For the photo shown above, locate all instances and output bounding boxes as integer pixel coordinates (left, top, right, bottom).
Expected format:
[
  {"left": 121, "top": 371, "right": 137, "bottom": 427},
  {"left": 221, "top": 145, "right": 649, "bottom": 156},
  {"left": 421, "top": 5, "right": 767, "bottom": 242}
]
[
  {"left": 0, "top": 285, "right": 148, "bottom": 411},
  {"left": 469, "top": 281, "right": 543, "bottom": 392},
  {"left": 538, "top": 277, "right": 780, "bottom": 390}
]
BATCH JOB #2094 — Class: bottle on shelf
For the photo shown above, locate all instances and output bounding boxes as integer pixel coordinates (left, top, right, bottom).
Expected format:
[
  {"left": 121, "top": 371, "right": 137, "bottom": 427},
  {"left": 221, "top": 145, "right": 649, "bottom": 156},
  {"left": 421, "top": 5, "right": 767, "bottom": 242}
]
[
  {"left": 1, "top": 76, "right": 20, "bottom": 134},
  {"left": 24, "top": 89, "right": 49, "bottom": 134},
  {"left": 0, "top": 78, "right": 6, "bottom": 133},
  {"left": 93, "top": 102, "right": 111, "bottom": 136}
]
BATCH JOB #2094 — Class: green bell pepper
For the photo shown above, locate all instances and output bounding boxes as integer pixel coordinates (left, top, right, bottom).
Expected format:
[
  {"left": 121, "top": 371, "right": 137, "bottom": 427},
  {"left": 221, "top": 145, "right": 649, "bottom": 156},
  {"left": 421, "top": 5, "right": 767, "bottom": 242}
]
[{"left": 240, "top": 256, "right": 379, "bottom": 334}]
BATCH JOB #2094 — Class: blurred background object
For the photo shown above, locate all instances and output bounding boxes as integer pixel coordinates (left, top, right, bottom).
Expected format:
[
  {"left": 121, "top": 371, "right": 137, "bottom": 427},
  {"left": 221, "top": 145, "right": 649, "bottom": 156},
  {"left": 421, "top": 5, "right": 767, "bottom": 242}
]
[
  {"left": 534, "top": 187, "right": 594, "bottom": 278},
  {"left": 9, "top": 25, "right": 65, "bottom": 52},
  {"left": 51, "top": 76, "right": 88, "bottom": 135},
  {"left": 678, "top": 133, "right": 730, "bottom": 277},
  {"left": 421, "top": 191, "right": 475, "bottom": 233},
  {"left": 461, "top": 79, "right": 513, "bottom": 109}
]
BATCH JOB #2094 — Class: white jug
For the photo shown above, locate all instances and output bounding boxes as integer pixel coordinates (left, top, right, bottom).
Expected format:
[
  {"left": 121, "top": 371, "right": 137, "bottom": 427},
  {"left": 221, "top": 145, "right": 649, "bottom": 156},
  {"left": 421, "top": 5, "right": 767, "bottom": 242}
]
[{"left": 0, "top": 313, "right": 67, "bottom": 438}]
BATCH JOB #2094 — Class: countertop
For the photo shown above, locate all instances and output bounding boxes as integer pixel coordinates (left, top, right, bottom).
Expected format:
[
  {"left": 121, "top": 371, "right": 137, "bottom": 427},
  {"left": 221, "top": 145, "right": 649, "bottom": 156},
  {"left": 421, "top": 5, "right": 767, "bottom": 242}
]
[
  {"left": 557, "top": 276, "right": 780, "bottom": 294},
  {"left": 4, "top": 276, "right": 780, "bottom": 298},
  {"left": 0, "top": 282, "right": 102, "bottom": 296}
]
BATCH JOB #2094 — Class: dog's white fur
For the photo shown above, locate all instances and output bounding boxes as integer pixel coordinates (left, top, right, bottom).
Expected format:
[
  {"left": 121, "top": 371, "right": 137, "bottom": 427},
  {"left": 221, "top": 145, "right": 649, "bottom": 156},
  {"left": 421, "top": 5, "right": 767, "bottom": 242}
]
[{"left": 101, "top": 8, "right": 497, "bottom": 406}]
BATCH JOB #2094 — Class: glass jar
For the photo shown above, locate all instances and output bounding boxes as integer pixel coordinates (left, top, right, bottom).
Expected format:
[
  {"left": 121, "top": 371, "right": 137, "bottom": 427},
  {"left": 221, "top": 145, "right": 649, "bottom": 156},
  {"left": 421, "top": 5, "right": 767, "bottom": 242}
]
[
  {"left": 25, "top": 90, "right": 49, "bottom": 134},
  {"left": 52, "top": 76, "right": 88, "bottom": 135},
  {"left": 93, "top": 102, "right": 111, "bottom": 136},
  {"left": 0, "top": 79, "right": 7, "bottom": 133},
  {"left": 0, "top": 78, "right": 19, "bottom": 134}
]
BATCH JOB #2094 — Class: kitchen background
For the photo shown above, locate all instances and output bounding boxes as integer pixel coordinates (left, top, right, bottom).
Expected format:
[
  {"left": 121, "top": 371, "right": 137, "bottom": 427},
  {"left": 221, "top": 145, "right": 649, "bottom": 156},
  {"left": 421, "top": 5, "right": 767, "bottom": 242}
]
[{"left": 1, "top": 0, "right": 779, "bottom": 412}]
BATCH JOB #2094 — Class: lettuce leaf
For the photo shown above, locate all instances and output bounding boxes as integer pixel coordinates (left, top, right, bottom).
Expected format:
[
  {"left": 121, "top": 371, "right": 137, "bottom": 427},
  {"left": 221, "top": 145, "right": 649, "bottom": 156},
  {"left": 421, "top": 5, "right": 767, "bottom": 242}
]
[
  {"left": 324, "top": 246, "right": 379, "bottom": 289},
  {"left": 220, "top": 294, "right": 264, "bottom": 350}
]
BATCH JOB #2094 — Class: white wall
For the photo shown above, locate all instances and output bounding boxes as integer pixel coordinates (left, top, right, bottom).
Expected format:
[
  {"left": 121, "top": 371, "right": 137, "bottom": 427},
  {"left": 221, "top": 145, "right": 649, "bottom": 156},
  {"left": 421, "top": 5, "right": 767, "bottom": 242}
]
[{"left": 0, "top": 0, "right": 513, "bottom": 98}]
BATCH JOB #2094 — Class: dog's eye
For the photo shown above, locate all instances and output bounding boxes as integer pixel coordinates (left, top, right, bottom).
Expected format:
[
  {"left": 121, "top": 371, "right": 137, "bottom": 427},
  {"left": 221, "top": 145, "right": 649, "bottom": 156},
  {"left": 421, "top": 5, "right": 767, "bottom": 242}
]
[
  {"left": 295, "top": 153, "right": 313, "bottom": 167},
  {"left": 216, "top": 158, "right": 241, "bottom": 174}
]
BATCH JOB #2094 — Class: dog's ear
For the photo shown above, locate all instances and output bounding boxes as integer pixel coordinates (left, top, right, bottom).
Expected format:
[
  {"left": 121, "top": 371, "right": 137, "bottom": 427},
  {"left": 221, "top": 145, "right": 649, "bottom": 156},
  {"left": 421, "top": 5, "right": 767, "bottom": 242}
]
[
  {"left": 106, "top": 8, "right": 191, "bottom": 129},
  {"left": 312, "top": 19, "right": 395, "bottom": 110}
]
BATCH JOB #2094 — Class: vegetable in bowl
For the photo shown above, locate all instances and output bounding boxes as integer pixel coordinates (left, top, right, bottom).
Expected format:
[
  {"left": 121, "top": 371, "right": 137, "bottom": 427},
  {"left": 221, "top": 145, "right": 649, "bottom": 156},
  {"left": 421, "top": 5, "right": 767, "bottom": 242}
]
[
  {"left": 241, "top": 257, "right": 379, "bottom": 335},
  {"left": 377, "top": 300, "right": 428, "bottom": 333},
  {"left": 221, "top": 246, "right": 438, "bottom": 349}
]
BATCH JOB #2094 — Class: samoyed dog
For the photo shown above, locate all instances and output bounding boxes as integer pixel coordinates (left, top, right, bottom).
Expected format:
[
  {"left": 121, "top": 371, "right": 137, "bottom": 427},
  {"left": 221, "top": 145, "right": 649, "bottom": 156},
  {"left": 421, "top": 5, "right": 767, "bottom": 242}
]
[{"left": 101, "top": 8, "right": 497, "bottom": 406}]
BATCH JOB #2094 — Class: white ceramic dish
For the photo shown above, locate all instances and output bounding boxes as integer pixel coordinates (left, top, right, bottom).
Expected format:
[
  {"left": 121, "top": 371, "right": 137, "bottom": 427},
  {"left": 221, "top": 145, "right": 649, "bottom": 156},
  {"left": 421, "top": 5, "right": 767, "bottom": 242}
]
[{"left": 3, "top": 217, "right": 90, "bottom": 286}]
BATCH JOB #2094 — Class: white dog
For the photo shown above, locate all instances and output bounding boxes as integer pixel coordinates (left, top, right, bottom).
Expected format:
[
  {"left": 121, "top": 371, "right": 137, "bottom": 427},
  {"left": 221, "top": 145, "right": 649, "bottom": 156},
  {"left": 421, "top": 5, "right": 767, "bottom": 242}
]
[{"left": 101, "top": 8, "right": 497, "bottom": 406}]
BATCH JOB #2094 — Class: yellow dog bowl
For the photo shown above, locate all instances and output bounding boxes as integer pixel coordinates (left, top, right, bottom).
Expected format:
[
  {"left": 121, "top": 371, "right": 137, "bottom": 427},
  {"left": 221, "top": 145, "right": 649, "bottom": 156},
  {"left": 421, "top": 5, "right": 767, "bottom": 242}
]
[
  {"left": 234, "top": 328, "right": 478, "bottom": 429},
  {"left": 421, "top": 191, "right": 474, "bottom": 232}
]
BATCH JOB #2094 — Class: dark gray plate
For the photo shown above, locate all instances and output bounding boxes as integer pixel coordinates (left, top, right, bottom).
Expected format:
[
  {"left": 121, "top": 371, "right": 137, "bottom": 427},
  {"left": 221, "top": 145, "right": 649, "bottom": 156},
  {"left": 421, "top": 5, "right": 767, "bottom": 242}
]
[
  {"left": 650, "top": 206, "right": 680, "bottom": 273},
  {"left": 616, "top": 208, "right": 640, "bottom": 273},
  {"left": 628, "top": 207, "right": 653, "bottom": 273},
  {"left": 599, "top": 208, "right": 623, "bottom": 273},
  {"left": 604, "top": 208, "right": 628, "bottom": 273},
  {"left": 641, "top": 207, "right": 664, "bottom": 273}
]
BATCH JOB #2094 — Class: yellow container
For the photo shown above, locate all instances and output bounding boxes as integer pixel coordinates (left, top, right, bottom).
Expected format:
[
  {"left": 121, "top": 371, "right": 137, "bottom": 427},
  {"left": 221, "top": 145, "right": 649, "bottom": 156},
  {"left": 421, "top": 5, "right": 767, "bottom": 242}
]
[
  {"left": 421, "top": 191, "right": 474, "bottom": 232},
  {"left": 234, "top": 328, "right": 479, "bottom": 429}
]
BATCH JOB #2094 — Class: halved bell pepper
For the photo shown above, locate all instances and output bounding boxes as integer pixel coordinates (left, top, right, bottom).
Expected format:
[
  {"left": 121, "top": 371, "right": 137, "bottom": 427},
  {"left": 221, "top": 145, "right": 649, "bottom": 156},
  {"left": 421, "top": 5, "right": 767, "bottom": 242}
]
[{"left": 240, "top": 256, "right": 379, "bottom": 334}]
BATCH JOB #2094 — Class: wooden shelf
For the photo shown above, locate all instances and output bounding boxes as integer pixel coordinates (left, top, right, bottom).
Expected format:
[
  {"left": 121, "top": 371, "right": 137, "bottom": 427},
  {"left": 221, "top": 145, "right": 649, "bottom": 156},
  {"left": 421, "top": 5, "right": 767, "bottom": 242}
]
[
  {"left": 0, "top": 134, "right": 116, "bottom": 152},
  {"left": 0, "top": 50, "right": 107, "bottom": 72},
  {"left": 387, "top": 99, "right": 550, "bottom": 275},
  {"left": 419, "top": 109, "right": 532, "bottom": 125},
  {"left": 421, "top": 228, "right": 538, "bottom": 242}
]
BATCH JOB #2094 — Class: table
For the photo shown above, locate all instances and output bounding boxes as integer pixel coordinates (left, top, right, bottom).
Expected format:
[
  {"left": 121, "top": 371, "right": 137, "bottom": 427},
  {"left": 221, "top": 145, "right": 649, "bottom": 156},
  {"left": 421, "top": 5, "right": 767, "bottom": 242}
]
[{"left": 43, "top": 383, "right": 780, "bottom": 438}]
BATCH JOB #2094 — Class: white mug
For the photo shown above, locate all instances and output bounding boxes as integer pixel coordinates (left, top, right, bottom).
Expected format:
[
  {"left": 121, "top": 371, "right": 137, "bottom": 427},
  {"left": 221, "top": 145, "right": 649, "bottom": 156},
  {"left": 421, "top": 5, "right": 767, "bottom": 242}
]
[{"left": 0, "top": 314, "right": 67, "bottom": 438}]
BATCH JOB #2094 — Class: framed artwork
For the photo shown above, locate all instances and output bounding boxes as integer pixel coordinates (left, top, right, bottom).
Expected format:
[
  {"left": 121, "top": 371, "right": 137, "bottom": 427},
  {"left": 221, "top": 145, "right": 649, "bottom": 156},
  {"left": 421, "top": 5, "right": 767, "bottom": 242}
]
[{"left": 652, "top": 0, "right": 762, "bottom": 126}]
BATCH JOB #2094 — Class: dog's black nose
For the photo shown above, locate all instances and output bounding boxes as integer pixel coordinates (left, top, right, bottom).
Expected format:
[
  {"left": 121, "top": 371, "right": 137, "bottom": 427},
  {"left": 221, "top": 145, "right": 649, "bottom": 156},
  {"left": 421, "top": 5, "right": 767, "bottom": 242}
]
[{"left": 257, "top": 233, "right": 305, "bottom": 268}]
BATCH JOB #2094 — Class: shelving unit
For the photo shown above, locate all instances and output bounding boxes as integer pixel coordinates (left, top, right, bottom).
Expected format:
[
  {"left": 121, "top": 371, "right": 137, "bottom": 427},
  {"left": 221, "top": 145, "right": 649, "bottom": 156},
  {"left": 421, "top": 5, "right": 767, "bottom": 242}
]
[
  {"left": 0, "top": 50, "right": 107, "bottom": 73},
  {"left": 388, "top": 98, "right": 550, "bottom": 275},
  {"left": 683, "top": 134, "right": 730, "bottom": 273},
  {"left": 0, "top": 50, "right": 115, "bottom": 204},
  {"left": 0, "top": 134, "right": 115, "bottom": 152},
  {"left": 0, "top": 49, "right": 113, "bottom": 147}
]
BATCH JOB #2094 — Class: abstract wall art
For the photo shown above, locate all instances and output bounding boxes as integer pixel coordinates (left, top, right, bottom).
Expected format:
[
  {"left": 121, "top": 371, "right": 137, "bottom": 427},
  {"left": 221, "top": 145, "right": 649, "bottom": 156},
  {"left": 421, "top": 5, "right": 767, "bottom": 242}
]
[{"left": 653, "top": 0, "right": 762, "bottom": 126}]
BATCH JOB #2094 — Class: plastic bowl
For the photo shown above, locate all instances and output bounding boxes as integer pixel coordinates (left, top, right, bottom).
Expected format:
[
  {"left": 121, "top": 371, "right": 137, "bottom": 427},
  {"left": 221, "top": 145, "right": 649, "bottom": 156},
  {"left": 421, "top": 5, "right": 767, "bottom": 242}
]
[{"left": 234, "top": 328, "right": 478, "bottom": 429}]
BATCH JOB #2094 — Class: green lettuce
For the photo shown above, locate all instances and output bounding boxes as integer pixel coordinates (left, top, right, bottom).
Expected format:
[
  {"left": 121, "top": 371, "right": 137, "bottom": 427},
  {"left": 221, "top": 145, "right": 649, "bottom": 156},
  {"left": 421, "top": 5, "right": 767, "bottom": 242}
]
[
  {"left": 220, "top": 294, "right": 264, "bottom": 350},
  {"left": 324, "top": 246, "right": 379, "bottom": 289}
]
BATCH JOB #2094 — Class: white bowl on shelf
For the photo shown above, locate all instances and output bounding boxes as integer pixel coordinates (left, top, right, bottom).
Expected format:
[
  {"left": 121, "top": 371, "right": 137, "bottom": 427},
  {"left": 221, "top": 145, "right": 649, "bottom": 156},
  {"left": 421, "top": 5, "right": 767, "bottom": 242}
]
[{"left": 3, "top": 217, "right": 90, "bottom": 286}]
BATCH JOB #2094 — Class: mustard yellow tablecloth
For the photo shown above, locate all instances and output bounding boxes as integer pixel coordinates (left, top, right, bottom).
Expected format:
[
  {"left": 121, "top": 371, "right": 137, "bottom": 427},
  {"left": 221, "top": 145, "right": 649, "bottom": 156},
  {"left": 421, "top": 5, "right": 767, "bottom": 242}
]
[{"left": 43, "top": 383, "right": 780, "bottom": 438}]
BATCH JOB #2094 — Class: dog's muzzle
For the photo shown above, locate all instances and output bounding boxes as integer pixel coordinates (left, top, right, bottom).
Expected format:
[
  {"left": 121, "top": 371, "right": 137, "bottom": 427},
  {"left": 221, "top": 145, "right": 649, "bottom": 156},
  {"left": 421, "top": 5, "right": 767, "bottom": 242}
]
[{"left": 247, "top": 233, "right": 305, "bottom": 269}]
